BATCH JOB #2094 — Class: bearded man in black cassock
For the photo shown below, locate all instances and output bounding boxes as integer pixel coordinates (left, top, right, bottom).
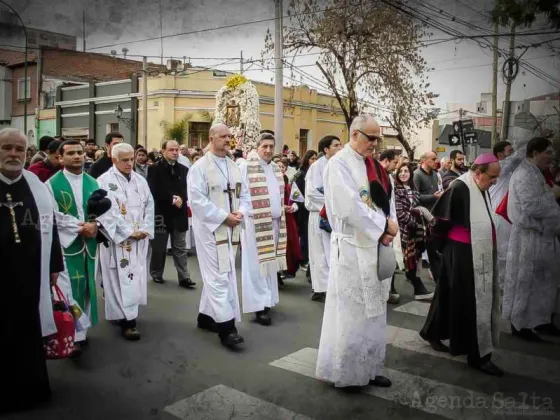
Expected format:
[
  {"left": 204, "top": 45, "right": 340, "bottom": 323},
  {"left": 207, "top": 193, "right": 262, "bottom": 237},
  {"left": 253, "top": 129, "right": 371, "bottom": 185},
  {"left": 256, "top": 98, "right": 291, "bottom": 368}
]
[
  {"left": 0, "top": 128, "right": 64, "bottom": 413},
  {"left": 420, "top": 153, "right": 504, "bottom": 377}
]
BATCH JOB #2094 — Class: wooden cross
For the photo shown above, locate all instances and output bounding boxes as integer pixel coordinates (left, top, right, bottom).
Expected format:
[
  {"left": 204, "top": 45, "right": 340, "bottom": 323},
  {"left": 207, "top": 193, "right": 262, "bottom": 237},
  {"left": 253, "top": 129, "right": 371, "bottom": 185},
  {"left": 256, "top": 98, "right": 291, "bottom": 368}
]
[
  {"left": 1, "top": 193, "right": 23, "bottom": 243},
  {"left": 224, "top": 182, "right": 236, "bottom": 212}
]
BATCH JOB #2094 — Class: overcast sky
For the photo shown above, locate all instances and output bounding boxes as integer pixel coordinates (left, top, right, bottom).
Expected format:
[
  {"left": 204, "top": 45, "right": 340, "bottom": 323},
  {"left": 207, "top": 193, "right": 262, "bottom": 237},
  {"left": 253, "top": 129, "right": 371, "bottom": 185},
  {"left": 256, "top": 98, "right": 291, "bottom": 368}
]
[{"left": 7, "top": 0, "right": 560, "bottom": 116}]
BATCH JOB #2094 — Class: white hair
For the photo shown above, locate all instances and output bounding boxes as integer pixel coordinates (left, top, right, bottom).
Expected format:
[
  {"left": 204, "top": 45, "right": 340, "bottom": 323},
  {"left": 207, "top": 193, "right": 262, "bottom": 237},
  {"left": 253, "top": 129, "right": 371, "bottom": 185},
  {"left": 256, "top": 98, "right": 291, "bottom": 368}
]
[
  {"left": 0, "top": 127, "right": 27, "bottom": 144},
  {"left": 111, "top": 142, "right": 134, "bottom": 160},
  {"left": 349, "top": 114, "right": 376, "bottom": 133}
]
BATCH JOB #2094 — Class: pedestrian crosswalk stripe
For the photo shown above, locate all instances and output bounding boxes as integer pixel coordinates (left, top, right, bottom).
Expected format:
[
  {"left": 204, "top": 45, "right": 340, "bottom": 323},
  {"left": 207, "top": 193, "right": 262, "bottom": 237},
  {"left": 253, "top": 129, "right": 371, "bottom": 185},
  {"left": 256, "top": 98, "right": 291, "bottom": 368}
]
[
  {"left": 387, "top": 325, "right": 560, "bottom": 385},
  {"left": 164, "top": 384, "right": 313, "bottom": 420},
  {"left": 270, "top": 348, "right": 556, "bottom": 420},
  {"left": 393, "top": 301, "right": 528, "bottom": 335}
]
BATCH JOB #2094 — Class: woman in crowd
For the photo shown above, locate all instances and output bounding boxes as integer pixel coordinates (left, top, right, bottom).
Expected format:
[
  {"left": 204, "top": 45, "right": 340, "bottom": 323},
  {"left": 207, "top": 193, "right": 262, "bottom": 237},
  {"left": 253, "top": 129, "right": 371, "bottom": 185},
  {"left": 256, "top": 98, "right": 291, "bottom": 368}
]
[
  {"left": 394, "top": 163, "right": 434, "bottom": 301},
  {"left": 292, "top": 150, "right": 317, "bottom": 279},
  {"left": 277, "top": 158, "right": 302, "bottom": 279}
]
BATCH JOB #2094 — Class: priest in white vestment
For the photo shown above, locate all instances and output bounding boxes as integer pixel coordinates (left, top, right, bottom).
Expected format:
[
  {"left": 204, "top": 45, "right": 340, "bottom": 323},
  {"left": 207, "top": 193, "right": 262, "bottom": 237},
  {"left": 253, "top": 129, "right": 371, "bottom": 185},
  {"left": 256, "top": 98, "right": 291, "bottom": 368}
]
[
  {"left": 238, "top": 133, "right": 287, "bottom": 326},
  {"left": 305, "top": 136, "right": 342, "bottom": 302},
  {"left": 97, "top": 143, "right": 155, "bottom": 341},
  {"left": 316, "top": 115, "right": 399, "bottom": 391},
  {"left": 188, "top": 124, "right": 248, "bottom": 349},
  {"left": 47, "top": 140, "right": 114, "bottom": 356}
]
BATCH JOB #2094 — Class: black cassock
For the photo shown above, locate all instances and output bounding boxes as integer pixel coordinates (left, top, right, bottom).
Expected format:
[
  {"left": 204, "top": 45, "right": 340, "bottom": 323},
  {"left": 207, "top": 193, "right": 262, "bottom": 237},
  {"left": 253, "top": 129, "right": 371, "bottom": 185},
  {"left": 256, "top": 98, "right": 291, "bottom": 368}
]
[
  {"left": 420, "top": 180, "right": 493, "bottom": 363},
  {"left": 0, "top": 176, "right": 64, "bottom": 414}
]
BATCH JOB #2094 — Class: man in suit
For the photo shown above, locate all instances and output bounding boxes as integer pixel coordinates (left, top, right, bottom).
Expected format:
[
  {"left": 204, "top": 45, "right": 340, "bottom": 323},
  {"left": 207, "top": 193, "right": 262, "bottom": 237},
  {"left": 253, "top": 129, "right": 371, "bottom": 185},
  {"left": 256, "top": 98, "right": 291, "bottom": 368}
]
[{"left": 147, "top": 140, "right": 195, "bottom": 288}]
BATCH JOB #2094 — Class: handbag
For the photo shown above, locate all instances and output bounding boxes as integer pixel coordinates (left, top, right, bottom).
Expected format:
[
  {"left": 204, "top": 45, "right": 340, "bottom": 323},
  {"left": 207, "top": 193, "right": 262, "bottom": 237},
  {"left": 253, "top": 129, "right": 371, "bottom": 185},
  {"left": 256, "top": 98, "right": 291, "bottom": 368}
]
[{"left": 43, "top": 285, "right": 76, "bottom": 360}]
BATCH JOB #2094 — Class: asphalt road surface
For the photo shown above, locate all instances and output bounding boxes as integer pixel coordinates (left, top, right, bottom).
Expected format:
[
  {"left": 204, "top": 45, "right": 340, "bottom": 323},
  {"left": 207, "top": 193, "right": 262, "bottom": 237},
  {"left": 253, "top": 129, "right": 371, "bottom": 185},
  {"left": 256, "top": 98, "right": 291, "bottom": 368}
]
[{"left": 7, "top": 254, "right": 560, "bottom": 420}]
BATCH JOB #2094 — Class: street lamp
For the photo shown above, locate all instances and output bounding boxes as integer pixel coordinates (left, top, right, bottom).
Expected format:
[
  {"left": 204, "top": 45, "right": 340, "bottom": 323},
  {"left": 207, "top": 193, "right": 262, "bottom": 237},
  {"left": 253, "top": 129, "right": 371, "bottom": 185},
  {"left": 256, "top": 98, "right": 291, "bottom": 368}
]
[
  {"left": 0, "top": 1, "right": 28, "bottom": 139},
  {"left": 114, "top": 104, "right": 133, "bottom": 130}
]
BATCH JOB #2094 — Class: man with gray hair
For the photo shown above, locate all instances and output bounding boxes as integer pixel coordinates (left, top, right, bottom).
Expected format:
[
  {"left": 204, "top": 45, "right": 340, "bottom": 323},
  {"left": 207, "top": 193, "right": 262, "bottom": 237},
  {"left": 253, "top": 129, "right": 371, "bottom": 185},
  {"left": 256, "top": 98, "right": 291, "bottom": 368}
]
[
  {"left": 316, "top": 115, "right": 398, "bottom": 391},
  {"left": 0, "top": 128, "right": 64, "bottom": 412},
  {"left": 97, "top": 143, "right": 155, "bottom": 341}
]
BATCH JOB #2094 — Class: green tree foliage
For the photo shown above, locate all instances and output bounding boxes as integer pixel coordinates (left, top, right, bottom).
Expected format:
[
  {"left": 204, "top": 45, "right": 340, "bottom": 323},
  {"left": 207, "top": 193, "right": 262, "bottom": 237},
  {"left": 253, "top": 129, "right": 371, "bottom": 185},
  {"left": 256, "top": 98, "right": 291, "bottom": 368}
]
[{"left": 160, "top": 114, "right": 192, "bottom": 143}]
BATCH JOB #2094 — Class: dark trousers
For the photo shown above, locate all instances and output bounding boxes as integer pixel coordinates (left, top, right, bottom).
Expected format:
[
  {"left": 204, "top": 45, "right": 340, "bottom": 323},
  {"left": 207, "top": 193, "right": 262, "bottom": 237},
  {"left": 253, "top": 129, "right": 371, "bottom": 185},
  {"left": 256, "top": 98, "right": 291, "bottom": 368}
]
[
  {"left": 299, "top": 224, "right": 309, "bottom": 264},
  {"left": 150, "top": 229, "right": 190, "bottom": 280},
  {"left": 425, "top": 240, "right": 441, "bottom": 283},
  {"left": 120, "top": 319, "right": 137, "bottom": 329},
  {"left": 197, "top": 313, "right": 237, "bottom": 340}
]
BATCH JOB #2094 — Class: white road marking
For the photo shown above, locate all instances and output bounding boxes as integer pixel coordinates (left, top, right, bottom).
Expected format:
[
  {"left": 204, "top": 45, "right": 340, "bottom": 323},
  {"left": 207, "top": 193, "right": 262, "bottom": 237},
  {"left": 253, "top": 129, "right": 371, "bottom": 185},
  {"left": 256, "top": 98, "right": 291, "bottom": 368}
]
[
  {"left": 271, "top": 348, "right": 557, "bottom": 420},
  {"left": 165, "top": 384, "right": 313, "bottom": 420},
  {"left": 393, "top": 301, "right": 526, "bottom": 335},
  {"left": 387, "top": 325, "right": 560, "bottom": 385}
]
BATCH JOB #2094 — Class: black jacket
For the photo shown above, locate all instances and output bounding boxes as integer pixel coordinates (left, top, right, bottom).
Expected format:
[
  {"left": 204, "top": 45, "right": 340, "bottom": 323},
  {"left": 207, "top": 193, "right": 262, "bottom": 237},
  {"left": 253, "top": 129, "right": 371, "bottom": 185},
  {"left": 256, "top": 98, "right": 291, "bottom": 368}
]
[
  {"left": 88, "top": 154, "right": 112, "bottom": 179},
  {"left": 147, "top": 159, "right": 189, "bottom": 233},
  {"left": 442, "top": 169, "right": 462, "bottom": 190}
]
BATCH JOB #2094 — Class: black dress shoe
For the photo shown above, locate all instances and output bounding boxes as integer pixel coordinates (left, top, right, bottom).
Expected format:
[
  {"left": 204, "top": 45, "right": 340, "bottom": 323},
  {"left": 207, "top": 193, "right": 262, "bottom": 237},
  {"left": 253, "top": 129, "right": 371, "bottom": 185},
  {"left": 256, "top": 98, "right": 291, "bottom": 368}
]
[
  {"left": 534, "top": 323, "right": 560, "bottom": 336},
  {"left": 511, "top": 325, "right": 543, "bottom": 342},
  {"left": 311, "top": 292, "right": 326, "bottom": 303},
  {"left": 256, "top": 313, "right": 272, "bottom": 326},
  {"left": 220, "top": 333, "right": 244, "bottom": 349},
  {"left": 152, "top": 277, "right": 165, "bottom": 284},
  {"left": 428, "top": 340, "right": 450, "bottom": 353},
  {"left": 369, "top": 376, "right": 392, "bottom": 387},
  {"left": 179, "top": 278, "right": 196, "bottom": 288},
  {"left": 469, "top": 360, "right": 504, "bottom": 377}
]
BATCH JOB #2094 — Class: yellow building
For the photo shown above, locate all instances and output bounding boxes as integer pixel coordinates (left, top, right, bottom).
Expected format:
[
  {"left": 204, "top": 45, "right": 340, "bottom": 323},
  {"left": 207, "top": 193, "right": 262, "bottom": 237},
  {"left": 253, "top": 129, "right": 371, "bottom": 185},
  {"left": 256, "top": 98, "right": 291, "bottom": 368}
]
[{"left": 138, "top": 69, "right": 349, "bottom": 155}]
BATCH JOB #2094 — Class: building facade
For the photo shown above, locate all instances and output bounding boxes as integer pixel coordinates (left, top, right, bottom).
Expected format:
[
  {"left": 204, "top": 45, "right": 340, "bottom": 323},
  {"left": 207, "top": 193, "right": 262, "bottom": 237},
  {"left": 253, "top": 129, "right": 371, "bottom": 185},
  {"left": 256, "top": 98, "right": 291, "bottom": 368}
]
[{"left": 134, "top": 70, "right": 349, "bottom": 153}]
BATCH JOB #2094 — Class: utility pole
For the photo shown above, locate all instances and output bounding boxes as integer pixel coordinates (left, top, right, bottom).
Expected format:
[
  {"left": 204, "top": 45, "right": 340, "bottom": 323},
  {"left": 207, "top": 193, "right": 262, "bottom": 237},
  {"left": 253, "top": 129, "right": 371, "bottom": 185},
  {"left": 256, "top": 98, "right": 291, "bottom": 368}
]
[
  {"left": 142, "top": 57, "right": 148, "bottom": 148},
  {"left": 501, "top": 25, "right": 516, "bottom": 141},
  {"left": 458, "top": 108, "right": 465, "bottom": 156},
  {"left": 159, "top": 0, "right": 164, "bottom": 66},
  {"left": 82, "top": 10, "right": 86, "bottom": 51},
  {"left": 274, "top": 0, "right": 284, "bottom": 154},
  {"left": 491, "top": 18, "right": 499, "bottom": 146},
  {"left": 240, "top": 50, "right": 244, "bottom": 74}
]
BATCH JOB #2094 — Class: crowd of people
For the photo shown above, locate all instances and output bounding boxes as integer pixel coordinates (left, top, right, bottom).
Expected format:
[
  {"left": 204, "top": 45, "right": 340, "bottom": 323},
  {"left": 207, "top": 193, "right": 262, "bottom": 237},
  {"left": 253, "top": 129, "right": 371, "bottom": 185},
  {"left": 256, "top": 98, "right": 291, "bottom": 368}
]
[{"left": 2, "top": 113, "right": 560, "bottom": 412}]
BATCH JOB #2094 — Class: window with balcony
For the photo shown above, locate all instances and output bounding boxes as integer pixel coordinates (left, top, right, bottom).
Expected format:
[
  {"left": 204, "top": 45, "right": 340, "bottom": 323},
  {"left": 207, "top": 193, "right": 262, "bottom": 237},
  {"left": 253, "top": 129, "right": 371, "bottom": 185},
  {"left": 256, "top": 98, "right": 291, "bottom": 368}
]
[{"left": 17, "top": 78, "right": 31, "bottom": 100}]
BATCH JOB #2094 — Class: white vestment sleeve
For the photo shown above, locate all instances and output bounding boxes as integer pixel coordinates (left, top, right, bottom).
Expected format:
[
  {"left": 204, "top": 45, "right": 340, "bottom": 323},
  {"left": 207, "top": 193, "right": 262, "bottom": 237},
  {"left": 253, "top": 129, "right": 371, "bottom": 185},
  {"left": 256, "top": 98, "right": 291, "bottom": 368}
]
[
  {"left": 325, "top": 158, "right": 387, "bottom": 243},
  {"left": 187, "top": 164, "right": 228, "bottom": 233},
  {"left": 305, "top": 161, "right": 325, "bottom": 212},
  {"left": 238, "top": 162, "right": 253, "bottom": 218}
]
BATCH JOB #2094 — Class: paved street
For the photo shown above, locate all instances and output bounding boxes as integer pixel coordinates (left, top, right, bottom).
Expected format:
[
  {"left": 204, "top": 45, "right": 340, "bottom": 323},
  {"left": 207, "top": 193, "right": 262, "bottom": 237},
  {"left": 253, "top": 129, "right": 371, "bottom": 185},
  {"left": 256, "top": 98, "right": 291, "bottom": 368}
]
[{"left": 8, "top": 254, "right": 560, "bottom": 420}]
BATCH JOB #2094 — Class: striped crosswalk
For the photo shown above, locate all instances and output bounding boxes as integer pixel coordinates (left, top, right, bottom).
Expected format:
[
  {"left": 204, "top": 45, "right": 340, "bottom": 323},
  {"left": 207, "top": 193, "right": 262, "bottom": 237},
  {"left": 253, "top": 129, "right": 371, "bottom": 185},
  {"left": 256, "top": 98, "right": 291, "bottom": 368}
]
[{"left": 269, "top": 299, "right": 560, "bottom": 419}]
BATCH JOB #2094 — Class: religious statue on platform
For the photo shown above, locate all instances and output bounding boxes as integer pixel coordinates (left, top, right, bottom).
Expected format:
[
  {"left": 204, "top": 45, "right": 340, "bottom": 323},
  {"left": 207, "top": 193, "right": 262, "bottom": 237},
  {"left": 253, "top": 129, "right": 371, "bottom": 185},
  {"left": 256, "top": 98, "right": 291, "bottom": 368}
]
[{"left": 214, "top": 74, "right": 261, "bottom": 153}]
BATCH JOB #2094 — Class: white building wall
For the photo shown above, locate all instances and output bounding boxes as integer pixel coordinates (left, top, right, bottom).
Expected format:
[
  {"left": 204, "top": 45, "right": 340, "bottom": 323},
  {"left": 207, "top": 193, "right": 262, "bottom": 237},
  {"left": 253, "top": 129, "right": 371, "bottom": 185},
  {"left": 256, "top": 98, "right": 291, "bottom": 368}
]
[
  {"left": 0, "top": 66, "right": 12, "bottom": 121},
  {"left": 11, "top": 115, "right": 37, "bottom": 144}
]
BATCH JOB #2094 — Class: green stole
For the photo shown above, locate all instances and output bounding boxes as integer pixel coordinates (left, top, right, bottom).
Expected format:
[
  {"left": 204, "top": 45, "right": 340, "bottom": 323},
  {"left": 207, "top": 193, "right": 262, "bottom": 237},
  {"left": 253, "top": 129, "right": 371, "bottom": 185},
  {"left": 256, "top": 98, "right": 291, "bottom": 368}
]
[{"left": 50, "top": 171, "right": 99, "bottom": 326}]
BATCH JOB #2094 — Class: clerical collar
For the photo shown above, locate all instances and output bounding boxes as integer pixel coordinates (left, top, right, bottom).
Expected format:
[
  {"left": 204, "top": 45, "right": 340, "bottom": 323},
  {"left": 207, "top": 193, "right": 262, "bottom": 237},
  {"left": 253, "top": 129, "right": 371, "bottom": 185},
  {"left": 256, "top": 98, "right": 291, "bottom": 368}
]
[
  {"left": 259, "top": 158, "right": 272, "bottom": 166},
  {"left": 0, "top": 171, "right": 22, "bottom": 185},
  {"left": 165, "top": 159, "right": 176, "bottom": 166},
  {"left": 63, "top": 168, "right": 83, "bottom": 179}
]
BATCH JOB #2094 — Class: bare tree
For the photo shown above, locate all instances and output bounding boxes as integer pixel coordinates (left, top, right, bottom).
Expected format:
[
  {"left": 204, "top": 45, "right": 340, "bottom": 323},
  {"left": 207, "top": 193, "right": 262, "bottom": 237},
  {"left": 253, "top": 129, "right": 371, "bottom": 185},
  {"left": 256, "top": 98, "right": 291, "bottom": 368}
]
[{"left": 263, "top": 0, "right": 439, "bottom": 157}]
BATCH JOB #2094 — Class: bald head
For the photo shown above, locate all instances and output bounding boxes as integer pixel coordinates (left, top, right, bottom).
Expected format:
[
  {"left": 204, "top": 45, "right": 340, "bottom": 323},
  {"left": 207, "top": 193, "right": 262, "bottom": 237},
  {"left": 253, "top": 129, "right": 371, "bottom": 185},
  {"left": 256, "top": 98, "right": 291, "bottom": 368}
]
[
  {"left": 209, "top": 123, "right": 232, "bottom": 157},
  {"left": 349, "top": 114, "right": 381, "bottom": 158},
  {"left": 0, "top": 128, "right": 27, "bottom": 179},
  {"left": 420, "top": 151, "right": 438, "bottom": 172}
]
